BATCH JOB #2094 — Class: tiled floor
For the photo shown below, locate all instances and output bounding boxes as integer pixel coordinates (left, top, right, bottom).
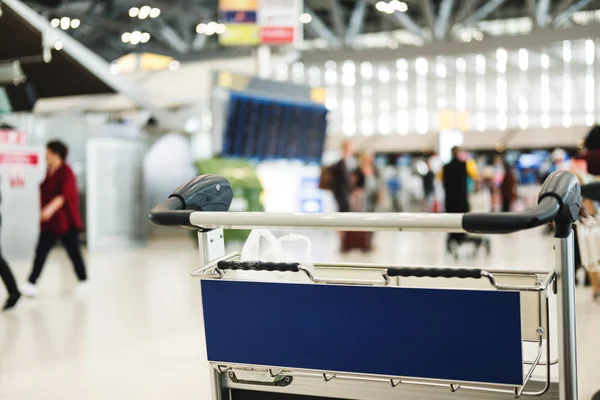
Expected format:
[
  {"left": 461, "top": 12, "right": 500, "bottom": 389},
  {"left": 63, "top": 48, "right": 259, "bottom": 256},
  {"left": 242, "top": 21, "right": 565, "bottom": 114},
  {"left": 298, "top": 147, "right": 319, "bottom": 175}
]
[{"left": 1, "top": 229, "right": 599, "bottom": 399}]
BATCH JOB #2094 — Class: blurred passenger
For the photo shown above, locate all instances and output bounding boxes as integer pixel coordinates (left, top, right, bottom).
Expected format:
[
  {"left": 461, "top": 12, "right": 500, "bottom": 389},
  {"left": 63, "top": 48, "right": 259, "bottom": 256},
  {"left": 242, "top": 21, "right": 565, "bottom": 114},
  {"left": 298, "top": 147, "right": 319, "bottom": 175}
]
[
  {"left": 422, "top": 159, "right": 435, "bottom": 212},
  {"left": 354, "top": 152, "right": 379, "bottom": 213},
  {"left": 0, "top": 176, "right": 21, "bottom": 310},
  {"left": 501, "top": 162, "right": 518, "bottom": 212},
  {"left": 21, "top": 141, "right": 87, "bottom": 298},
  {"left": 343, "top": 151, "right": 377, "bottom": 253},
  {"left": 386, "top": 167, "right": 402, "bottom": 212},
  {"left": 441, "top": 147, "right": 489, "bottom": 256},
  {"left": 331, "top": 140, "right": 354, "bottom": 213}
]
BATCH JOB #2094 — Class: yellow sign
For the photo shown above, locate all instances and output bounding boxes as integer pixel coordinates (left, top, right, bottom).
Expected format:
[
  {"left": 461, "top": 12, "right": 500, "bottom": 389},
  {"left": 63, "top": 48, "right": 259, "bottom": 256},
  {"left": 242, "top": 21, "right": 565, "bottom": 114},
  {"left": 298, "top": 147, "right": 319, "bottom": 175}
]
[
  {"left": 140, "top": 53, "right": 174, "bottom": 71},
  {"left": 310, "top": 88, "right": 327, "bottom": 104},
  {"left": 219, "top": 0, "right": 257, "bottom": 10},
  {"left": 217, "top": 72, "right": 250, "bottom": 91},
  {"left": 437, "top": 110, "right": 471, "bottom": 131},
  {"left": 219, "top": 24, "right": 260, "bottom": 46}
]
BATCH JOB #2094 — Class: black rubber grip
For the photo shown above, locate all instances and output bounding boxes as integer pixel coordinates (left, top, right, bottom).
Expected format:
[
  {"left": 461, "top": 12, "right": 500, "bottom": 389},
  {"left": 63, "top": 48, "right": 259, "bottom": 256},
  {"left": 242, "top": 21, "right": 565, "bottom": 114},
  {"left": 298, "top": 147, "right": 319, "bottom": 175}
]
[
  {"left": 217, "top": 261, "right": 300, "bottom": 273},
  {"left": 386, "top": 267, "right": 482, "bottom": 279}
]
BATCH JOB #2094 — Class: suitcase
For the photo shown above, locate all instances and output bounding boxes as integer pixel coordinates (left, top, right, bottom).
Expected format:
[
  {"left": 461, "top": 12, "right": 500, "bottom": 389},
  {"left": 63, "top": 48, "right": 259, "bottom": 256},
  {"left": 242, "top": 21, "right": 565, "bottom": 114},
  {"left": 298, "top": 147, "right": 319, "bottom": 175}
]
[{"left": 342, "top": 231, "right": 372, "bottom": 252}]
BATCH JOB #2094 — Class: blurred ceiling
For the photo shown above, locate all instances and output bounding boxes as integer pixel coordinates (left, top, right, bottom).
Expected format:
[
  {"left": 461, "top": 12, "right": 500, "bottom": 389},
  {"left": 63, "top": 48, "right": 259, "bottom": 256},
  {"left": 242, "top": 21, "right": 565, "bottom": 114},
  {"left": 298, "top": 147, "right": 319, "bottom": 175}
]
[
  {"left": 16, "top": 0, "right": 600, "bottom": 62},
  {"left": 0, "top": 3, "right": 115, "bottom": 97}
]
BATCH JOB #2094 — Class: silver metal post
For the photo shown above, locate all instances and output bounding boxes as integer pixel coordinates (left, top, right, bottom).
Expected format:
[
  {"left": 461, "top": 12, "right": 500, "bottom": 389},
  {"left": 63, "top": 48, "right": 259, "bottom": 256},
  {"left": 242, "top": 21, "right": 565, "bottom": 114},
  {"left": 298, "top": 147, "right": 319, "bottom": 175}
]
[
  {"left": 197, "top": 229, "right": 225, "bottom": 400},
  {"left": 555, "top": 232, "right": 578, "bottom": 400}
]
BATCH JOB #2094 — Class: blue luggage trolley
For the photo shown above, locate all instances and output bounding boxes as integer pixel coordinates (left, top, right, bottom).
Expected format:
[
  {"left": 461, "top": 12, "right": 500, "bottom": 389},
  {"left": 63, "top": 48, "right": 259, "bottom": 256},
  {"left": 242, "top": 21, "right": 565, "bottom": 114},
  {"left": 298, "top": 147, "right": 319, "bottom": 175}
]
[{"left": 150, "top": 171, "right": 581, "bottom": 400}]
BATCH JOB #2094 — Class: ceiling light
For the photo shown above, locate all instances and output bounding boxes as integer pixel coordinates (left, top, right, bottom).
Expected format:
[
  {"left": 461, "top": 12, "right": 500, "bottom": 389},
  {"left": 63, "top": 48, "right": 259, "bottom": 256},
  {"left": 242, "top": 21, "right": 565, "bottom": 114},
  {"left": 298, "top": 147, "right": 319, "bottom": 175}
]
[
  {"left": 138, "top": 5, "right": 151, "bottom": 19},
  {"left": 150, "top": 8, "right": 161, "bottom": 18},
  {"left": 205, "top": 21, "right": 217, "bottom": 35},
  {"left": 70, "top": 18, "right": 80, "bottom": 29},
  {"left": 129, "top": 7, "right": 139, "bottom": 18},
  {"left": 169, "top": 60, "right": 180, "bottom": 71},
  {"left": 121, "top": 32, "right": 131, "bottom": 43},
  {"left": 110, "top": 63, "right": 120, "bottom": 75},
  {"left": 386, "top": 39, "right": 398, "bottom": 49},
  {"left": 196, "top": 23, "right": 206, "bottom": 34},
  {"left": 215, "top": 24, "right": 226, "bottom": 34},
  {"left": 130, "top": 30, "right": 142, "bottom": 45},
  {"left": 299, "top": 13, "right": 312, "bottom": 24},
  {"left": 54, "top": 41, "right": 64, "bottom": 50},
  {"left": 60, "top": 16, "right": 70, "bottom": 30},
  {"left": 375, "top": 1, "right": 387, "bottom": 12},
  {"left": 50, "top": 18, "right": 60, "bottom": 28},
  {"left": 140, "top": 32, "right": 151, "bottom": 43},
  {"left": 473, "top": 31, "right": 483, "bottom": 41},
  {"left": 390, "top": 0, "right": 407, "bottom": 12}
]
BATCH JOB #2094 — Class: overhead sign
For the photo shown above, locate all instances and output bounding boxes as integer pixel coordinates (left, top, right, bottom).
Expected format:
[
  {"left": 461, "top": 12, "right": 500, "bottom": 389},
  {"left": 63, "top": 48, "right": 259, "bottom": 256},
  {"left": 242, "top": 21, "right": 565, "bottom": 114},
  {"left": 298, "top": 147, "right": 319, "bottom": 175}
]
[
  {"left": 0, "top": 151, "right": 39, "bottom": 166},
  {"left": 221, "top": 11, "right": 257, "bottom": 23},
  {"left": 0, "top": 129, "right": 28, "bottom": 145},
  {"left": 219, "top": 0, "right": 301, "bottom": 46}
]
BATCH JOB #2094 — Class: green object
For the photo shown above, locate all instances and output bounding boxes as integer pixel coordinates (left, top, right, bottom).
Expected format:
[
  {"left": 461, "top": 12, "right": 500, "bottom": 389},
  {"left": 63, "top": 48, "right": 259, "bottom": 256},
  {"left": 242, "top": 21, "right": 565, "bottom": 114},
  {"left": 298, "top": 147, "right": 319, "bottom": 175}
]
[{"left": 195, "top": 158, "right": 264, "bottom": 243}]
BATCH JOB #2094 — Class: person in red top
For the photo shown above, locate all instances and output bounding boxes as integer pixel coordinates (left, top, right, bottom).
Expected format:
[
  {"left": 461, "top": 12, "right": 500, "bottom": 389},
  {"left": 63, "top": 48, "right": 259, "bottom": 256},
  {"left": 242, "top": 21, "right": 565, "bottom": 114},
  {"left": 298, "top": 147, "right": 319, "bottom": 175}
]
[{"left": 21, "top": 140, "right": 87, "bottom": 297}]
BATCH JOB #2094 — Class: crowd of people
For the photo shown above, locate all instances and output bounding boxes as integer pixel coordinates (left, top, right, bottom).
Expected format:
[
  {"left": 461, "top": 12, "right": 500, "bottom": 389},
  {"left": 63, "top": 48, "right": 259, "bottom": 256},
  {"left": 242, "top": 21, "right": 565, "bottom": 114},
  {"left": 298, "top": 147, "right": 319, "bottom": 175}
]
[
  {"left": 324, "top": 140, "right": 515, "bottom": 254},
  {"left": 1, "top": 140, "right": 87, "bottom": 311}
]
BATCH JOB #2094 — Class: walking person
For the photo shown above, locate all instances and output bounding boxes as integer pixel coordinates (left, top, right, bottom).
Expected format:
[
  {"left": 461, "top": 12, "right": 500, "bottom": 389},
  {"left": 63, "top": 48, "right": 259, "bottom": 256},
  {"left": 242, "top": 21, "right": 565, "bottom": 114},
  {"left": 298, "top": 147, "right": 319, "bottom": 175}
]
[
  {"left": 331, "top": 140, "right": 354, "bottom": 214},
  {"left": 21, "top": 140, "right": 88, "bottom": 297},
  {"left": 441, "top": 146, "right": 489, "bottom": 257},
  {"left": 501, "top": 162, "right": 518, "bottom": 212},
  {"left": 422, "top": 159, "right": 435, "bottom": 212},
  {"left": 0, "top": 175, "right": 21, "bottom": 310}
]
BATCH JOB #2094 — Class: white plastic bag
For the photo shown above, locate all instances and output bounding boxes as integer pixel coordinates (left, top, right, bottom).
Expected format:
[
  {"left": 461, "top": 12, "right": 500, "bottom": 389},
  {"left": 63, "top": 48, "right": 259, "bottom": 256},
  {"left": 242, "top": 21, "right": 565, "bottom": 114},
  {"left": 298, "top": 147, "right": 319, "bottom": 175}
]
[{"left": 232, "top": 229, "right": 314, "bottom": 282}]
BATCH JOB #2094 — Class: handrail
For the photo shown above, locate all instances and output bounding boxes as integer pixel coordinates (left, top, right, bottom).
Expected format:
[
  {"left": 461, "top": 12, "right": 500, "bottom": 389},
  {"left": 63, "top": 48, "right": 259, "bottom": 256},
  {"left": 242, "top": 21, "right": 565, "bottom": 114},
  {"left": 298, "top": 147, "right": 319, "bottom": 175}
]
[{"left": 150, "top": 170, "right": 581, "bottom": 235}]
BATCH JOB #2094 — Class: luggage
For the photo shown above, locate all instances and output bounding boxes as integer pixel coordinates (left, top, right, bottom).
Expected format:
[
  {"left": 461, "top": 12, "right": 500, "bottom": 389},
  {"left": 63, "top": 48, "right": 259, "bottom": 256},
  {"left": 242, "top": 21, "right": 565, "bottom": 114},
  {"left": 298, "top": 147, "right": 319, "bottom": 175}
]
[{"left": 342, "top": 231, "right": 372, "bottom": 252}]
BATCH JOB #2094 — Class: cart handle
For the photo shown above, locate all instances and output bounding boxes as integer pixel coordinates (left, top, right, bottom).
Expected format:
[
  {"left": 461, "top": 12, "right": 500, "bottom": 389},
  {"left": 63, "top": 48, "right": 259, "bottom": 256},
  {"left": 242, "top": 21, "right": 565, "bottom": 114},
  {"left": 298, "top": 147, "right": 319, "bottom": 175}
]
[
  {"left": 150, "top": 171, "right": 580, "bottom": 236},
  {"left": 462, "top": 170, "right": 580, "bottom": 236},
  {"left": 386, "top": 267, "right": 482, "bottom": 279},
  {"left": 149, "top": 174, "right": 233, "bottom": 230},
  {"left": 217, "top": 261, "right": 300, "bottom": 273}
]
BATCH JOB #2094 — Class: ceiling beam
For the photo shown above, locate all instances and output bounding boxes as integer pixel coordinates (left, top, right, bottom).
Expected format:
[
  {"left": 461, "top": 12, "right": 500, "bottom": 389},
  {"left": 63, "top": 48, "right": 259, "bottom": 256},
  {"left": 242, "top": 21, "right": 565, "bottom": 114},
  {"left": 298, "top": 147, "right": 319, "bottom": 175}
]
[
  {"left": 434, "top": 0, "right": 456, "bottom": 40},
  {"left": 301, "top": 22, "right": 600, "bottom": 63},
  {"left": 420, "top": 0, "right": 436, "bottom": 36},
  {"left": 552, "top": 0, "right": 595, "bottom": 28},
  {"left": 329, "top": 0, "right": 346, "bottom": 38},
  {"left": 453, "top": 0, "right": 480, "bottom": 24},
  {"left": 462, "top": 0, "right": 507, "bottom": 25},
  {"left": 304, "top": 6, "right": 342, "bottom": 47},
  {"left": 525, "top": 0, "right": 537, "bottom": 26},
  {"left": 191, "top": 32, "right": 208, "bottom": 51},
  {"left": 536, "top": 0, "right": 552, "bottom": 27},
  {"left": 344, "top": 0, "right": 367, "bottom": 46},
  {"left": 551, "top": 0, "right": 576, "bottom": 19},
  {"left": 158, "top": 23, "right": 191, "bottom": 54}
]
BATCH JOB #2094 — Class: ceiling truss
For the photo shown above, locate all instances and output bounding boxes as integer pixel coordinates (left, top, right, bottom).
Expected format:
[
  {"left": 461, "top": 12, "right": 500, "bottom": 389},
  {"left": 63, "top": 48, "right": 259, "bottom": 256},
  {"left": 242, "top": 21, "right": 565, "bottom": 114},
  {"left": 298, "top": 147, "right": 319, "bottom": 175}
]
[{"left": 17, "top": 0, "right": 600, "bottom": 62}]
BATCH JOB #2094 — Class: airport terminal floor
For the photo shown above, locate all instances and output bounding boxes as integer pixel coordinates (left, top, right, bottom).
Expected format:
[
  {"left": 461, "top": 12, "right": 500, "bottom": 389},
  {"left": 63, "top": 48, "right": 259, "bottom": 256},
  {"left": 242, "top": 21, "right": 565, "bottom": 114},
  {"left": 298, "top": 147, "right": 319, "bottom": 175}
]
[{"left": 1, "top": 230, "right": 599, "bottom": 400}]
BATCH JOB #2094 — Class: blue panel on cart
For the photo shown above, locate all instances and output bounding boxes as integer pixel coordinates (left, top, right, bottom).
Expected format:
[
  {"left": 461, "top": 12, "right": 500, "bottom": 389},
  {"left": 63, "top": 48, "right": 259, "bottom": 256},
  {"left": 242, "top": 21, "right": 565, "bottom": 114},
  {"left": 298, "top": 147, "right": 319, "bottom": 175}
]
[{"left": 201, "top": 280, "right": 523, "bottom": 386}]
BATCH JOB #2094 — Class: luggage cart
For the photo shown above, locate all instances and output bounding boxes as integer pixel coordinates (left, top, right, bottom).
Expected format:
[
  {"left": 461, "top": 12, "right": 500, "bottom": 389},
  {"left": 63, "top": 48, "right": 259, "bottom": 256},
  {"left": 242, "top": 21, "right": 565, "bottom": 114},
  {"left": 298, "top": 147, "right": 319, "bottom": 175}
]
[{"left": 150, "top": 171, "right": 581, "bottom": 400}]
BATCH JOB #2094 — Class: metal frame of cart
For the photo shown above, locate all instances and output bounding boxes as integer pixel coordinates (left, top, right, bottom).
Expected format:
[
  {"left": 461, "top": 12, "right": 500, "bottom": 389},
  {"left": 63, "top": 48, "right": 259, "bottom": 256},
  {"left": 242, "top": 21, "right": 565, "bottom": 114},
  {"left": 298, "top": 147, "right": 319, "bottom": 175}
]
[{"left": 150, "top": 171, "right": 581, "bottom": 400}]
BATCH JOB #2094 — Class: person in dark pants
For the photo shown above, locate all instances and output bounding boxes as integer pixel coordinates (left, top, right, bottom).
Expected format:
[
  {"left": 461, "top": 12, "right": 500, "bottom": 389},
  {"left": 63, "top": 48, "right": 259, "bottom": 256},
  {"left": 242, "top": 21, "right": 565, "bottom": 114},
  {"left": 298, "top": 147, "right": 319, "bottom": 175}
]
[
  {"left": 331, "top": 140, "right": 354, "bottom": 213},
  {"left": 501, "top": 162, "right": 517, "bottom": 212},
  {"left": 0, "top": 176, "right": 21, "bottom": 310},
  {"left": 21, "top": 140, "right": 87, "bottom": 297},
  {"left": 441, "top": 146, "right": 489, "bottom": 257}
]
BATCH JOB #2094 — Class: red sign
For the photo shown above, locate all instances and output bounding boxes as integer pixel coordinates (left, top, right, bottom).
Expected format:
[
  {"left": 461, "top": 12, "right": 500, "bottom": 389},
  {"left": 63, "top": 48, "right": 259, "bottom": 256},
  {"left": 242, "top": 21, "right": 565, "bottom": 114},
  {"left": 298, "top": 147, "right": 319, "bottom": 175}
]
[
  {"left": 9, "top": 171, "right": 25, "bottom": 188},
  {"left": 0, "top": 129, "right": 28, "bottom": 145},
  {"left": 259, "top": 27, "right": 294, "bottom": 44},
  {"left": 0, "top": 152, "right": 39, "bottom": 165}
]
